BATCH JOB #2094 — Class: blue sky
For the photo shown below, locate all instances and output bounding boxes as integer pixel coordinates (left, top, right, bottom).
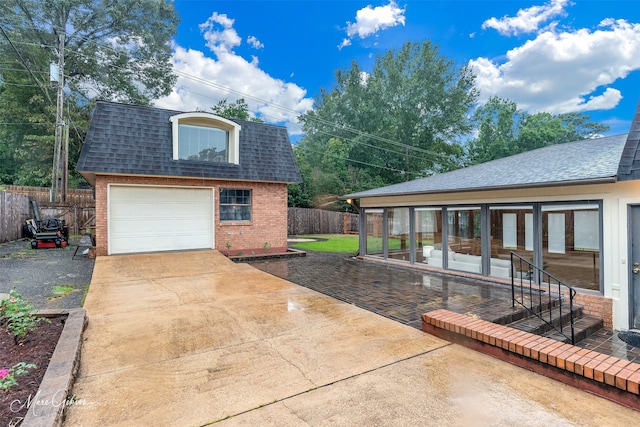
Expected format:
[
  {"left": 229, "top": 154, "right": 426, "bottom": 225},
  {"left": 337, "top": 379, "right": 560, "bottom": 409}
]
[{"left": 156, "top": 0, "right": 640, "bottom": 139}]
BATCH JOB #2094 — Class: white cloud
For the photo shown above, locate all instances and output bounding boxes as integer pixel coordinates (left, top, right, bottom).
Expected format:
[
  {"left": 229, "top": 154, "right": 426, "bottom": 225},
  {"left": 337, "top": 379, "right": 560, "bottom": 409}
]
[
  {"left": 155, "top": 13, "right": 313, "bottom": 134},
  {"left": 469, "top": 19, "right": 640, "bottom": 114},
  {"left": 339, "top": 1, "right": 406, "bottom": 49},
  {"left": 247, "top": 35, "right": 264, "bottom": 49},
  {"left": 199, "top": 13, "right": 241, "bottom": 53},
  {"left": 482, "top": 0, "right": 570, "bottom": 36}
]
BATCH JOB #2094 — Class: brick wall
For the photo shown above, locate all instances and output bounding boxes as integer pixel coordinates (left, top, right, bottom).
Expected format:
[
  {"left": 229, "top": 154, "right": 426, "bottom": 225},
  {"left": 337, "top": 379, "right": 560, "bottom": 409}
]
[
  {"left": 94, "top": 175, "right": 288, "bottom": 256},
  {"left": 572, "top": 292, "right": 613, "bottom": 330}
]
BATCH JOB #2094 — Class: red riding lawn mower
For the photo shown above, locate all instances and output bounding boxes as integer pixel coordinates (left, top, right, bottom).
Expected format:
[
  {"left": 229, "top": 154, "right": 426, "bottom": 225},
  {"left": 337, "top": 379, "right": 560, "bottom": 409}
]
[{"left": 24, "top": 217, "right": 70, "bottom": 249}]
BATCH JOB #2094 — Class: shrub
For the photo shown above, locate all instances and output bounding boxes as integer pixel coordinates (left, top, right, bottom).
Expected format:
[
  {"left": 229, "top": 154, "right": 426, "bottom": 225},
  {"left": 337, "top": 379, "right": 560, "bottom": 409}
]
[
  {"left": 0, "top": 362, "right": 37, "bottom": 390},
  {"left": 0, "top": 290, "right": 46, "bottom": 344}
]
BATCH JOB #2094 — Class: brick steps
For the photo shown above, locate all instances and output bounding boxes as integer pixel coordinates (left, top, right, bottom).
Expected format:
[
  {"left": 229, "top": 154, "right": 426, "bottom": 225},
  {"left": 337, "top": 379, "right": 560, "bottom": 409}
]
[
  {"left": 497, "top": 294, "right": 605, "bottom": 346},
  {"left": 542, "top": 315, "right": 604, "bottom": 343},
  {"left": 492, "top": 293, "right": 559, "bottom": 325},
  {"left": 422, "top": 309, "right": 640, "bottom": 410},
  {"left": 508, "top": 304, "right": 580, "bottom": 335}
]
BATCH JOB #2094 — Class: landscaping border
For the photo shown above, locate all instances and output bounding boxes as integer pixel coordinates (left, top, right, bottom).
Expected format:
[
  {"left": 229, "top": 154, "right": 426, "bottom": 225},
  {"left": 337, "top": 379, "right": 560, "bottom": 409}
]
[
  {"left": 229, "top": 248, "right": 306, "bottom": 262},
  {"left": 22, "top": 308, "right": 87, "bottom": 427}
]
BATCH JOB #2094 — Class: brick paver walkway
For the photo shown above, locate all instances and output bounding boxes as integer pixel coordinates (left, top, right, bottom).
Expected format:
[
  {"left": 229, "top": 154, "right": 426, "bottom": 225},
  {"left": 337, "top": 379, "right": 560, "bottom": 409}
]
[
  {"left": 248, "top": 251, "right": 640, "bottom": 363},
  {"left": 249, "top": 252, "right": 525, "bottom": 329}
]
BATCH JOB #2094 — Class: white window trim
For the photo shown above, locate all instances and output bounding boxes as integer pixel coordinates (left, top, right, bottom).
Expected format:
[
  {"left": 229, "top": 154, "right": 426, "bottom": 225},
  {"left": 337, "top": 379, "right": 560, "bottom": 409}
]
[{"left": 169, "top": 112, "right": 241, "bottom": 164}]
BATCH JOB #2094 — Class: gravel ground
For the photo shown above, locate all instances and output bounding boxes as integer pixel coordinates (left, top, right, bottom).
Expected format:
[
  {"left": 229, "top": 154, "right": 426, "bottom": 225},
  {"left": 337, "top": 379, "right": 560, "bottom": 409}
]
[{"left": 0, "top": 236, "right": 94, "bottom": 309}]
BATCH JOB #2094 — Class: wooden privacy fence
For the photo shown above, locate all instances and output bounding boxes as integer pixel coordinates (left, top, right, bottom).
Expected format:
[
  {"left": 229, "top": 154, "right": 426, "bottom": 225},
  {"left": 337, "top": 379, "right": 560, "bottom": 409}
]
[
  {"left": 288, "top": 207, "right": 359, "bottom": 236},
  {"left": 2, "top": 186, "right": 96, "bottom": 239},
  {"left": 0, "top": 191, "right": 31, "bottom": 244},
  {"left": 39, "top": 206, "right": 96, "bottom": 236},
  {"left": 4, "top": 185, "right": 95, "bottom": 207}
]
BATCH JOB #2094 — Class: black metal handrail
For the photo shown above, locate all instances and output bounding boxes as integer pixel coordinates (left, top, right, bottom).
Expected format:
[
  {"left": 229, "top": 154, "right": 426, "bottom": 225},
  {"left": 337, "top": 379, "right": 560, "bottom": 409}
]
[{"left": 510, "top": 252, "right": 577, "bottom": 344}]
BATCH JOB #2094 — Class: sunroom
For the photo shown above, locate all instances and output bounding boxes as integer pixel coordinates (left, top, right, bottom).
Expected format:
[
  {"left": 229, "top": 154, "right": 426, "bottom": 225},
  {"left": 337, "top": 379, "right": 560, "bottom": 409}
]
[
  {"left": 362, "top": 201, "right": 601, "bottom": 291},
  {"left": 343, "top": 101, "right": 640, "bottom": 331}
]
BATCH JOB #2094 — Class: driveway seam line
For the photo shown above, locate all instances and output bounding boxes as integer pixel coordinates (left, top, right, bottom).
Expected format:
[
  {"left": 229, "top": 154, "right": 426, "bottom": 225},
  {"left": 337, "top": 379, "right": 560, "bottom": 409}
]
[{"left": 200, "top": 341, "right": 454, "bottom": 425}]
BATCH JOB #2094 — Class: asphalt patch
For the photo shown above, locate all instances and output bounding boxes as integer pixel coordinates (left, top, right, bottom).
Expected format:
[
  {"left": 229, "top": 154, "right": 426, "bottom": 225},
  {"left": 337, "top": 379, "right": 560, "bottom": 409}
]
[{"left": 0, "top": 237, "right": 94, "bottom": 310}]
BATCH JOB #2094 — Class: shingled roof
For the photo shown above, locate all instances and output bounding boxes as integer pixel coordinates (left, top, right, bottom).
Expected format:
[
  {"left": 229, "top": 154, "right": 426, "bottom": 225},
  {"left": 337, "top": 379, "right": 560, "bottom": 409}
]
[
  {"left": 343, "top": 134, "right": 628, "bottom": 199},
  {"left": 344, "top": 99, "right": 640, "bottom": 200},
  {"left": 76, "top": 101, "right": 301, "bottom": 186},
  {"left": 617, "top": 99, "right": 640, "bottom": 181}
]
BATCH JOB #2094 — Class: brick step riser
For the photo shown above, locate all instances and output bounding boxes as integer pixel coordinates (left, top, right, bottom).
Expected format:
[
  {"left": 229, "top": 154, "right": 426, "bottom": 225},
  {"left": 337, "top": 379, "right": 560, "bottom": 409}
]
[
  {"left": 493, "top": 298, "right": 561, "bottom": 325},
  {"left": 544, "top": 318, "right": 604, "bottom": 343},
  {"left": 508, "top": 306, "right": 584, "bottom": 335}
]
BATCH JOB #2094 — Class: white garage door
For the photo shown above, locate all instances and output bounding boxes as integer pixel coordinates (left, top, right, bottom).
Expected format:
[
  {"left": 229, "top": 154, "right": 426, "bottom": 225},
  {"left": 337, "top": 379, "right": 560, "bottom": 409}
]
[{"left": 109, "top": 186, "right": 214, "bottom": 255}]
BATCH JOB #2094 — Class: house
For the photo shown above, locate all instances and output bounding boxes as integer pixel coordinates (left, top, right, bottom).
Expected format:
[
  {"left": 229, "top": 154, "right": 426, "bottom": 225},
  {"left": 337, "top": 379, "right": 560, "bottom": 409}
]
[
  {"left": 76, "top": 101, "right": 300, "bottom": 257},
  {"left": 343, "top": 99, "right": 640, "bottom": 331}
]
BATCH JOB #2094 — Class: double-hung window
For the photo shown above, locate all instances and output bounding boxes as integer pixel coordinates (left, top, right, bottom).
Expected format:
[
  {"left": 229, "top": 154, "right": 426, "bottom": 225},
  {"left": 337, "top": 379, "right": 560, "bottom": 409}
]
[{"left": 220, "top": 189, "right": 251, "bottom": 221}]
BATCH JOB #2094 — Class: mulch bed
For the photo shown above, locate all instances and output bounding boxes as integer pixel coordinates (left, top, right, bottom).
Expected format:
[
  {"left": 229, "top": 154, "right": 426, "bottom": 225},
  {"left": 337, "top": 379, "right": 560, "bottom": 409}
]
[{"left": 1, "top": 316, "right": 66, "bottom": 426}]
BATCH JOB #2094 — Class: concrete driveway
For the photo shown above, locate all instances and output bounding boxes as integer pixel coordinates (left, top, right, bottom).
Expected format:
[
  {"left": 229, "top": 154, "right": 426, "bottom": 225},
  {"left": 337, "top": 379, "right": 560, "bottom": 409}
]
[{"left": 65, "top": 251, "right": 637, "bottom": 426}]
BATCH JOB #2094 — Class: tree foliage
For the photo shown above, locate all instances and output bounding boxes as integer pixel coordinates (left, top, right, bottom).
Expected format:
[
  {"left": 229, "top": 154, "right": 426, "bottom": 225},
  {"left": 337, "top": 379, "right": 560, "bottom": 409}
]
[
  {"left": 466, "top": 96, "right": 610, "bottom": 164},
  {"left": 0, "top": 0, "right": 179, "bottom": 186},
  {"left": 210, "top": 98, "right": 263, "bottom": 122},
  {"left": 293, "top": 41, "right": 478, "bottom": 209}
]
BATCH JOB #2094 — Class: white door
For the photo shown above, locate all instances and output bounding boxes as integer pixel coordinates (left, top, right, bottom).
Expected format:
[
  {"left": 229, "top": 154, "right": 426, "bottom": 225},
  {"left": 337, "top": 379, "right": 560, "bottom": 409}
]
[
  {"left": 630, "top": 205, "right": 640, "bottom": 328},
  {"left": 109, "top": 186, "right": 214, "bottom": 255}
]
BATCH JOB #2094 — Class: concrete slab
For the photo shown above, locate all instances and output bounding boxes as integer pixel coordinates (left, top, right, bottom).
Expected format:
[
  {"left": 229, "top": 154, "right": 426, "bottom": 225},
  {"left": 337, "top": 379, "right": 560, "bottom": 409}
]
[
  {"left": 227, "top": 345, "right": 640, "bottom": 426},
  {"left": 65, "top": 250, "right": 638, "bottom": 426}
]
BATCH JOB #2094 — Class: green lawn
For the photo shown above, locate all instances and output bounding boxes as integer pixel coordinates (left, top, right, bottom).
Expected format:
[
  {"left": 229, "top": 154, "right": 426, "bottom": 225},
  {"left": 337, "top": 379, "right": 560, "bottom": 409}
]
[
  {"left": 290, "top": 234, "right": 405, "bottom": 253},
  {"left": 290, "top": 234, "right": 360, "bottom": 253}
]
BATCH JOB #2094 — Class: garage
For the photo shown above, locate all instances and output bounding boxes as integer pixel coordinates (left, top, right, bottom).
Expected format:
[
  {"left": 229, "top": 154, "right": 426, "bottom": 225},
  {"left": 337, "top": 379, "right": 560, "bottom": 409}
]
[{"left": 109, "top": 186, "right": 214, "bottom": 255}]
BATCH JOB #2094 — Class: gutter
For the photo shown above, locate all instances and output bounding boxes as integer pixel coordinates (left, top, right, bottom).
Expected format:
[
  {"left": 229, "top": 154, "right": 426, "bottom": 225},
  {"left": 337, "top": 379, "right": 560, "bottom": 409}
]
[{"left": 339, "top": 176, "right": 618, "bottom": 201}]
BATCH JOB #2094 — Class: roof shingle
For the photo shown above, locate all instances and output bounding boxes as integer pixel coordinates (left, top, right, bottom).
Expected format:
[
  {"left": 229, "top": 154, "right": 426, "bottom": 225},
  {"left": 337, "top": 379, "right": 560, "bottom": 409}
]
[
  {"left": 344, "top": 133, "right": 628, "bottom": 199},
  {"left": 76, "top": 101, "right": 301, "bottom": 185}
]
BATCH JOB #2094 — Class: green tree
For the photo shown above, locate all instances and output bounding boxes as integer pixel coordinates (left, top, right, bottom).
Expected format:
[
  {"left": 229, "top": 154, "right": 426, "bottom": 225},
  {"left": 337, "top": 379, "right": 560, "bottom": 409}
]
[
  {"left": 295, "top": 41, "right": 478, "bottom": 207},
  {"left": 465, "top": 97, "right": 610, "bottom": 164},
  {"left": 465, "top": 96, "right": 518, "bottom": 164},
  {"left": 557, "top": 112, "right": 609, "bottom": 142},
  {"left": 0, "top": 0, "right": 179, "bottom": 186},
  {"left": 210, "top": 98, "right": 264, "bottom": 122},
  {"left": 516, "top": 111, "right": 567, "bottom": 152}
]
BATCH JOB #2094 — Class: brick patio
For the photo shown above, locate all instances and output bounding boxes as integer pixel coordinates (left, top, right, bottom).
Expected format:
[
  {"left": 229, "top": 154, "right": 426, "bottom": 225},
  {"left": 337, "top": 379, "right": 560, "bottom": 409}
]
[
  {"left": 248, "top": 251, "right": 640, "bottom": 410},
  {"left": 248, "top": 251, "right": 640, "bottom": 363}
]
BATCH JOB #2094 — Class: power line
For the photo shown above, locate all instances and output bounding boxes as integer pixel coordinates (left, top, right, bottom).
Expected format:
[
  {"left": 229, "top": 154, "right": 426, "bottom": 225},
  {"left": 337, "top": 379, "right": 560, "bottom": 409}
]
[
  {"left": 21, "top": 21, "right": 459, "bottom": 163},
  {"left": 0, "top": 66, "right": 48, "bottom": 74},
  {"left": 0, "top": 18, "right": 462, "bottom": 172},
  {"left": 156, "top": 85, "right": 441, "bottom": 167},
  {"left": 0, "top": 25, "right": 51, "bottom": 104},
  {"left": 0, "top": 39, "right": 55, "bottom": 49},
  {"left": 294, "top": 144, "right": 422, "bottom": 177},
  {"left": 1, "top": 82, "right": 42, "bottom": 87},
  {"left": 0, "top": 122, "right": 52, "bottom": 125}
]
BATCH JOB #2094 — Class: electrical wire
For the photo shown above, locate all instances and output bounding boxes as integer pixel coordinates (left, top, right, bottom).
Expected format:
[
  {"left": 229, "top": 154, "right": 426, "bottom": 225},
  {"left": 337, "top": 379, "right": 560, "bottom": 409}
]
[{"left": 0, "top": 16, "right": 464, "bottom": 172}]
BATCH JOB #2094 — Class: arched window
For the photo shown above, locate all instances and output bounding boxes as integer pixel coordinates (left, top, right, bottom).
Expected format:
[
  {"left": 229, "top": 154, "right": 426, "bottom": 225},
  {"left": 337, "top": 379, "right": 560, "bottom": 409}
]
[{"left": 169, "top": 113, "right": 241, "bottom": 164}]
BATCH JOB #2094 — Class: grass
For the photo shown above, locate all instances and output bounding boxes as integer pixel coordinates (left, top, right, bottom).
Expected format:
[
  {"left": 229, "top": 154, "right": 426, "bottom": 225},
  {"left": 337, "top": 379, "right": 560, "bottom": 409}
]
[
  {"left": 48, "top": 284, "right": 78, "bottom": 300},
  {"left": 0, "top": 249, "right": 41, "bottom": 259},
  {"left": 289, "top": 234, "right": 408, "bottom": 253},
  {"left": 290, "top": 234, "right": 360, "bottom": 253}
]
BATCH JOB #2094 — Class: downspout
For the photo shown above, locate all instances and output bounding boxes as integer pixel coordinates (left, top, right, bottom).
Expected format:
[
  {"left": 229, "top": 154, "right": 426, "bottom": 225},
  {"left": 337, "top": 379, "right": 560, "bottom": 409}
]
[{"left": 346, "top": 198, "right": 362, "bottom": 256}]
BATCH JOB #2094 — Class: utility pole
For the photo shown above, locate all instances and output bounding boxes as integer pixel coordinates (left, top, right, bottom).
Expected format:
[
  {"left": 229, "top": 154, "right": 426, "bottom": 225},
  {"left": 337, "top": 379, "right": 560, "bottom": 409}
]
[{"left": 51, "top": 32, "right": 65, "bottom": 203}]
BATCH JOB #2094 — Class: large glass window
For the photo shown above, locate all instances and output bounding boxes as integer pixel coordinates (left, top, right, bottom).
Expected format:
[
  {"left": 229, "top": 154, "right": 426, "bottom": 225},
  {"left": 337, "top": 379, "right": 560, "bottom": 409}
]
[
  {"left": 542, "top": 203, "right": 600, "bottom": 290},
  {"left": 387, "top": 208, "right": 410, "bottom": 261},
  {"left": 447, "top": 207, "right": 482, "bottom": 274},
  {"left": 219, "top": 188, "right": 251, "bottom": 221},
  {"left": 178, "top": 124, "right": 229, "bottom": 162},
  {"left": 361, "top": 202, "right": 602, "bottom": 292},
  {"left": 416, "top": 208, "right": 443, "bottom": 266},
  {"left": 365, "top": 209, "right": 384, "bottom": 256},
  {"left": 489, "top": 206, "right": 533, "bottom": 279}
]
